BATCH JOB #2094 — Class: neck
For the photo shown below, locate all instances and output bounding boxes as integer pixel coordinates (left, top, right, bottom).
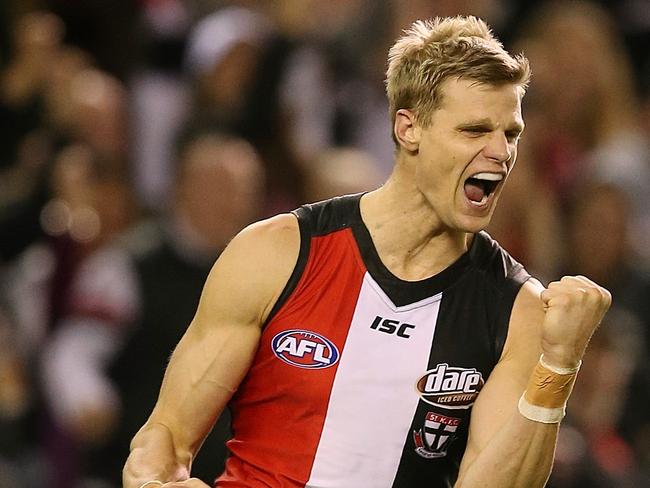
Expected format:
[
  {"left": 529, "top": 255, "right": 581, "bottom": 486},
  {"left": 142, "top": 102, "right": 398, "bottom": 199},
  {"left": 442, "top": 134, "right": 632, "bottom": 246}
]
[{"left": 360, "top": 160, "right": 470, "bottom": 281}]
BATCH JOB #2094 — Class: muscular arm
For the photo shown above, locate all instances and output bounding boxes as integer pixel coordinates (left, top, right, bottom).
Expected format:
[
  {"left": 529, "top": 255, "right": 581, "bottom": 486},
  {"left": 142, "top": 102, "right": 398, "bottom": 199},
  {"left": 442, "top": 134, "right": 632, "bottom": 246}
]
[
  {"left": 123, "top": 214, "right": 300, "bottom": 488},
  {"left": 455, "top": 276, "right": 611, "bottom": 487},
  {"left": 455, "top": 279, "right": 554, "bottom": 487}
]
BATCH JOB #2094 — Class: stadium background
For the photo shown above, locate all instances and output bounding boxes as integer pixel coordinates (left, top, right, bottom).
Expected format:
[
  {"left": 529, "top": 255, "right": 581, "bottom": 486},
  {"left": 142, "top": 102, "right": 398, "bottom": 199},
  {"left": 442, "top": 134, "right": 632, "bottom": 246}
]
[{"left": 0, "top": 0, "right": 649, "bottom": 486}]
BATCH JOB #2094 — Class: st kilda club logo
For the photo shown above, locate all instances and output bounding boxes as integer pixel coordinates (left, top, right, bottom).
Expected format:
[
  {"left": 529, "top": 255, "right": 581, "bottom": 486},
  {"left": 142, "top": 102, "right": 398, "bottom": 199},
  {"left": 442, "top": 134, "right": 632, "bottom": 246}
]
[
  {"left": 416, "top": 363, "right": 485, "bottom": 409},
  {"left": 272, "top": 330, "right": 339, "bottom": 369},
  {"left": 413, "top": 412, "right": 461, "bottom": 459}
]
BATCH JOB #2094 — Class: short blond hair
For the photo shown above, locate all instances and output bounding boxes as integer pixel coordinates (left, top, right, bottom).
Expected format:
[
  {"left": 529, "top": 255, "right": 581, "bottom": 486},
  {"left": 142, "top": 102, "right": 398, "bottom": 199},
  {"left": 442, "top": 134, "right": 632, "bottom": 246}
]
[{"left": 386, "top": 16, "right": 530, "bottom": 141}]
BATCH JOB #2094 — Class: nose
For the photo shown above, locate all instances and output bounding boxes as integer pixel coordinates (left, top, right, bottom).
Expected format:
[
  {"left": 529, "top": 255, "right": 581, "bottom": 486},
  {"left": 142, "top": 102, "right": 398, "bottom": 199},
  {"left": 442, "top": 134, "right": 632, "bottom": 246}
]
[{"left": 483, "top": 131, "right": 511, "bottom": 164}]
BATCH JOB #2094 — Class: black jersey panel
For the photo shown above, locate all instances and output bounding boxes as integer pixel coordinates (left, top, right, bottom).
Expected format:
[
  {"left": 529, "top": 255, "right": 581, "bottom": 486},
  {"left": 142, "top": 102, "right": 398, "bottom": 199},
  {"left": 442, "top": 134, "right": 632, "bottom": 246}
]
[
  {"left": 298, "top": 193, "right": 364, "bottom": 236},
  {"left": 467, "top": 231, "right": 531, "bottom": 362},
  {"left": 351, "top": 217, "right": 474, "bottom": 307},
  {"left": 263, "top": 210, "right": 312, "bottom": 327},
  {"left": 390, "top": 236, "right": 529, "bottom": 487},
  {"left": 390, "top": 269, "right": 506, "bottom": 487}
]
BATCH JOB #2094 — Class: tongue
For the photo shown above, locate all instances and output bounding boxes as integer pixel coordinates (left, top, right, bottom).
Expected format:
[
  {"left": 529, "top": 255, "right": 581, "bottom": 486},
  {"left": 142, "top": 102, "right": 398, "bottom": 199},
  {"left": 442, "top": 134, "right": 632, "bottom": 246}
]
[{"left": 464, "top": 180, "right": 485, "bottom": 202}]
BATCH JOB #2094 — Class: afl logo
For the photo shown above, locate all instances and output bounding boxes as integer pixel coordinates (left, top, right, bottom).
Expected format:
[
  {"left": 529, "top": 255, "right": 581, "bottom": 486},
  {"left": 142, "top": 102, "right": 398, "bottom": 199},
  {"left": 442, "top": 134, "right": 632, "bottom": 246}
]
[
  {"left": 272, "top": 329, "right": 339, "bottom": 369},
  {"left": 416, "top": 363, "right": 485, "bottom": 409}
]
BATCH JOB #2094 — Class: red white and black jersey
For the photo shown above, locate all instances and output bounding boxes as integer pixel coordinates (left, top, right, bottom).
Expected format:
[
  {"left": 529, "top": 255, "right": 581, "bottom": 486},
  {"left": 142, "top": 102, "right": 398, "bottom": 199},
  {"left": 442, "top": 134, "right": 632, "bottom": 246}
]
[{"left": 216, "top": 194, "right": 530, "bottom": 488}]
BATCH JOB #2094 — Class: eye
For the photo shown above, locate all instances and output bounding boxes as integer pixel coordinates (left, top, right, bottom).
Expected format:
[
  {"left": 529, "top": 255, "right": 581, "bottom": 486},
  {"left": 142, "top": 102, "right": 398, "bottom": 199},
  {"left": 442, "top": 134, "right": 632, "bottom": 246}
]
[{"left": 462, "top": 127, "right": 489, "bottom": 136}]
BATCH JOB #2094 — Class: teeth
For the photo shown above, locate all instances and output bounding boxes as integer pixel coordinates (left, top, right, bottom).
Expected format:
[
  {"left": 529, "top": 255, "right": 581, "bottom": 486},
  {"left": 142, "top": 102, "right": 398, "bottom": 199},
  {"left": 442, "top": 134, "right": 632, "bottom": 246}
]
[
  {"left": 472, "top": 172, "right": 503, "bottom": 181},
  {"left": 468, "top": 193, "right": 489, "bottom": 207}
]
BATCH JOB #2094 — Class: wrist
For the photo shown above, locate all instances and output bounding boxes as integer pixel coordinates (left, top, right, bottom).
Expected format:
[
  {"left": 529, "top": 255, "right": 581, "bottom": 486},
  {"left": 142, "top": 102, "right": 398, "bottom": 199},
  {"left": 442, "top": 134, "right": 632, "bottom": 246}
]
[
  {"left": 540, "top": 346, "right": 582, "bottom": 370},
  {"left": 539, "top": 354, "right": 581, "bottom": 375},
  {"left": 518, "top": 355, "right": 580, "bottom": 424}
]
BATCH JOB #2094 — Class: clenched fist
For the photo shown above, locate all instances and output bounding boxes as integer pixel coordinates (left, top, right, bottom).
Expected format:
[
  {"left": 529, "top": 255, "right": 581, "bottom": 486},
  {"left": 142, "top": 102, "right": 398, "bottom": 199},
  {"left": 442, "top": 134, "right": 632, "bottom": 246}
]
[{"left": 540, "top": 275, "right": 611, "bottom": 368}]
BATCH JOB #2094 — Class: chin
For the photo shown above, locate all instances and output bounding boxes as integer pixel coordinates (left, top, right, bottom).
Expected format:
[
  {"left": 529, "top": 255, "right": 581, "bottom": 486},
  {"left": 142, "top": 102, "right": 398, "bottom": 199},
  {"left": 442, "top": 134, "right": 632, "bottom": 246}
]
[{"left": 453, "top": 214, "right": 493, "bottom": 234}]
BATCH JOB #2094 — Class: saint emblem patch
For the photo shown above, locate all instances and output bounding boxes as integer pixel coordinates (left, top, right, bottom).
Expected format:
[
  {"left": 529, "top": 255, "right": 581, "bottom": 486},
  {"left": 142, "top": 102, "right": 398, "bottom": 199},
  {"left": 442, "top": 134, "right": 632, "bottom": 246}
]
[{"left": 413, "top": 412, "right": 460, "bottom": 459}]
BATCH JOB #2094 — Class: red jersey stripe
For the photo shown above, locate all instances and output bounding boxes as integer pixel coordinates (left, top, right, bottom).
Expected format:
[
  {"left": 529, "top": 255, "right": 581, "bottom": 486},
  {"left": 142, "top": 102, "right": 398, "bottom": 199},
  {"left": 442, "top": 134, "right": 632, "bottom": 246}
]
[{"left": 218, "top": 228, "right": 366, "bottom": 487}]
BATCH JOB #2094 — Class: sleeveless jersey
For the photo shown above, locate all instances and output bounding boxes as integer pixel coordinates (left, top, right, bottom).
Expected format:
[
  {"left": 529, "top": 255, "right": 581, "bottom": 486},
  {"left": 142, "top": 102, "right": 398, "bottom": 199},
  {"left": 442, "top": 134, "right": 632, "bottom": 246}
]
[{"left": 217, "top": 193, "right": 530, "bottom": 488}]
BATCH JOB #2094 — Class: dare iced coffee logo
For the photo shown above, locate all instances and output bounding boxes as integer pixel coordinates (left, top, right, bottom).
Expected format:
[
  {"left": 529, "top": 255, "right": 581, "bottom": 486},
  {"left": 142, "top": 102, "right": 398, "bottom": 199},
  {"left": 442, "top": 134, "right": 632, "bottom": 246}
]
[{"left": 416, "top": 363, "right": 484, "bottom": 409}]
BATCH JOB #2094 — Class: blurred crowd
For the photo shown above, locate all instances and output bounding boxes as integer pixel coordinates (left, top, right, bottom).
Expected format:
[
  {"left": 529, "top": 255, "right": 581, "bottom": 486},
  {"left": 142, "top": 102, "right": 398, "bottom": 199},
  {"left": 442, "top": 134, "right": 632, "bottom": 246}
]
[{"left": 0, "top": 1, "right": 648, "bottom": 487}]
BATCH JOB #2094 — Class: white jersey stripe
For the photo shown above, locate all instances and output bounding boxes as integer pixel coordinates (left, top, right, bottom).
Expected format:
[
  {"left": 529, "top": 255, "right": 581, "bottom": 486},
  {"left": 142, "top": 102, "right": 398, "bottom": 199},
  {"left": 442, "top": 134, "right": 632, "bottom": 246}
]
[{"left": 306, "top": 272, "right": 442, "bottom": 488}]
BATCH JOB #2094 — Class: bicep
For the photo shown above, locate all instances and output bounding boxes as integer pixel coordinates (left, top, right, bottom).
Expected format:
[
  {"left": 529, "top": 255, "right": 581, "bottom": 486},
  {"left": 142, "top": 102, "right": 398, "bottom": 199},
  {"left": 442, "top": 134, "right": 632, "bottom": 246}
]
[
  {"left": 145, "top": 214, "right": 300, "bottom": 454},
  {"left": 460, "top": 279, "right": 545, "bottom": 464}
]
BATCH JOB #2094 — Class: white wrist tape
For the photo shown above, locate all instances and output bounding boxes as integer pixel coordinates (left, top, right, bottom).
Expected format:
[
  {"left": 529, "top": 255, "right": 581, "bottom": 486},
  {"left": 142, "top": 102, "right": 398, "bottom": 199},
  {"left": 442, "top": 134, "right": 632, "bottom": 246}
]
[
  {"left": 517, "top": 355, "right": 582, "bottom": 424},
  {"left": 138, "top": 481, "right": 164, "bottom": 488},
  {"left": 518, "top": 394, "right": 566, "bottom": 424},
  {"left": 539, "top": 354, "right": 582, "bottom": 375}
]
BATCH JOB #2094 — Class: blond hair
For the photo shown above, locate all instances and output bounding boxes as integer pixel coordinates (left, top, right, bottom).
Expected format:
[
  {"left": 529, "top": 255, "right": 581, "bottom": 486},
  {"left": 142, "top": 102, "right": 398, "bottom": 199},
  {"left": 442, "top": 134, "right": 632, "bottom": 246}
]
[{"left": 386, "top": 16, "right": 530, "bottom": 141}]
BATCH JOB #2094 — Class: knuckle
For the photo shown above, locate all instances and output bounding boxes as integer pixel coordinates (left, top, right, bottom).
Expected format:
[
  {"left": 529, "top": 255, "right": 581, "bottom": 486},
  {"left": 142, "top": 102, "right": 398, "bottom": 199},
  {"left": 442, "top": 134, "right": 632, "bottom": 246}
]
[
  {"left": 576, "top": 290, "right": 593, "bottom": 305},
  {"left": 575, "top": 275, "right": 593, "bottom": 284},
  {"left": 601, "top": 288, "right": 613, "bottom": 305}
]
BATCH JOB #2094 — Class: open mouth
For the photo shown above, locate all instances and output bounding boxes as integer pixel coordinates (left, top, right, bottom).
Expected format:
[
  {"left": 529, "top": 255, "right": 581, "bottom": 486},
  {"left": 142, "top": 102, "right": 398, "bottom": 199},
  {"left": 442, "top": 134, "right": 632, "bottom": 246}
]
[{"left": 463, "top": 172, "right": 503, "bottom": 206}]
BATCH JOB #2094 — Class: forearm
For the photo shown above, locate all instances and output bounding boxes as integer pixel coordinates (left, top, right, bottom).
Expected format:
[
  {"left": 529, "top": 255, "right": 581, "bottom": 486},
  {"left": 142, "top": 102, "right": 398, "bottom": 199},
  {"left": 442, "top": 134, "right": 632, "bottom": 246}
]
[
  {"left": 123, "top": 421, "right": 192, "bottom": 488},
  {"left": 454, "top": 410, "right": 557, "bottom": 488},
  {"left": 457, "top": 354, "right": 581, "bottom": 487},
  {"left": 455, "top": 276, "right": 611, "bottom": 487}
]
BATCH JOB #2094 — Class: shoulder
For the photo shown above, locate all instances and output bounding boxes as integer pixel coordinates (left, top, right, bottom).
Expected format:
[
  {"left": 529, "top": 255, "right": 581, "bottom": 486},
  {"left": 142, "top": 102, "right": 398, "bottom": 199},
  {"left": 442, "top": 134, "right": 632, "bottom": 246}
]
[
  {"left": 199, "top": 213, "right": 301, "bottom": 326},
  {"left": 467, "top": 232, "right": 543, "bottom": 366},
  {"left": 470, "top": 231, "right": 530, "bottom": 288},
  {"left": 467, "top": 233, "right": 532, "bottom": 337},
  {"left": 225, "top": 213, "right": 300, "bottom": 266},
  {"left": 499, "top": 278, "right": 546, "bottom": 375},
  {"left": 294, "top": 193, "right": 364, "bottom": 236}
]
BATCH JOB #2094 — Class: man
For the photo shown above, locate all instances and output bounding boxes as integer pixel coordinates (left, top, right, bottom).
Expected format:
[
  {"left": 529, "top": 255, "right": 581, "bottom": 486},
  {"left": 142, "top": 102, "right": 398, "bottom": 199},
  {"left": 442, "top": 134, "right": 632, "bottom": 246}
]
[
  {"left": 124, "top": 16, "right": 611, "bottom": 488},
  {"left": 39, "top": 132, "right": 263, "bottom": 486}
]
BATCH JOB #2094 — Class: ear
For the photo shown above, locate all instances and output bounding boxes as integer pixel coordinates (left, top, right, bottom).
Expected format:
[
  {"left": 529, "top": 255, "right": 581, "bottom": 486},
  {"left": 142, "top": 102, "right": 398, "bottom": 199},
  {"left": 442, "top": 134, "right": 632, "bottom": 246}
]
[{"left": 394, "top": 109, "right": 421, "bottom": 152}]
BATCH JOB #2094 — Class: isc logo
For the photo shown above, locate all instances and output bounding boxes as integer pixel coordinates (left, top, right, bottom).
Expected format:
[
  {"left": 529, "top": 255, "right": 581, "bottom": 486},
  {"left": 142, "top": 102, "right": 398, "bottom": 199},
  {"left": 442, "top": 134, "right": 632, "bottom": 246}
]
[
  {"left": 370, "top": 315, "right": 415, "bottom": 338},
  {"left": 416, "top": 363, "right": 485, "bottom": 409},
  {"left": 271, "top": 329, "right": 339, "bottom": 369}
]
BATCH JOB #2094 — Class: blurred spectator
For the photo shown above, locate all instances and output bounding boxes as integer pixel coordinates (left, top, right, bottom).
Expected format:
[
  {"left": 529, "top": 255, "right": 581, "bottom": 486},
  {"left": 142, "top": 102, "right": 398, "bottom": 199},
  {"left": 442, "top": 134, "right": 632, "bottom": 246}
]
[
  {"left": 41, "top": 132, "right": 264, "bottom": 487},
  {"left": 387, "top": 0, "right": 516, "bottom": 39},
  {"left": 0, "top": 20, "right": 133, "bottom": 264},
  {"left": 0, "top": 1, "right": 649, "bottom": 486},
  {"left": 0, "top": 11, "right": 64, "bottom": 169},
  {"left": 41, "top": 46, "right": 94, "bottom": 140},
  {"left": 47, "top": 0, "right": 140, "bottom": 80},
  {"left": 2, "top": 140, "right": 136, "bottom": 488},
  {"left": 129, "top": 0, "right": 193, "bottom": 210},
  {"left": 610, "top": 0, "right": 650, "bottom": 97},
  {"left": 561, "top": 182, "right": 650, "bottom": 481},
  {"left": 270, "top": 0, "right": 394, "bottom": 175},
  {"left": 0, "top": 304, "right": 36, "bottom": 488},
  {"left": 182, "top": 4, "right": 306, "bottom": 215},
  {"left": 489, "top": 0, "right": 650, "bottom": 276},
  {"left": 66, "top": 69, "right": 130, "bottom": 162},
  {"left": 304, "top": 147, "right": 383, "bottom": 202},
  {"left": 549, "top": 319, "right": 646, "bottom": 488},
  {"left": 135, "top": 1, "right": 404, "bottom": 214},
  {"left": 0, "top": 11, "right": 65, "bottom": 262}
]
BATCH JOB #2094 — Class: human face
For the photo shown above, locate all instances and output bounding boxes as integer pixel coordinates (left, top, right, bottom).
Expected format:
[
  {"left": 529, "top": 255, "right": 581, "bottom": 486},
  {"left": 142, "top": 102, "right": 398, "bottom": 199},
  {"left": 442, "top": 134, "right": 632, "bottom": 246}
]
[{"left": 414, "top": 78, "right": 524, "bottom": 233}]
